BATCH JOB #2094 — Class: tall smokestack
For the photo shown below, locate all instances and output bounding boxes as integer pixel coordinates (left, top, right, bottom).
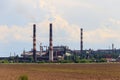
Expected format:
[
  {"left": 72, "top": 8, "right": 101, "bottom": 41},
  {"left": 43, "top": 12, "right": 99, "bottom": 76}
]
[
  {"left": 80, "top": 28, "right": 83, "bottom": 54},
  {"left": 112, "top": 43, "right": 114, "bottom": 50},
  {"left": 33, "top": 24, "right": 37, "bottom": 62},
  {"left": 49, "top": 23, "right": 53, "bottom": 61}
]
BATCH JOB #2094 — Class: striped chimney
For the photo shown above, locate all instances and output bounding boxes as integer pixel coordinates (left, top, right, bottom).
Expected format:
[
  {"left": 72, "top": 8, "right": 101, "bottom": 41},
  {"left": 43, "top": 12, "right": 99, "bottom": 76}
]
[
  {"left": 33, "top": 24, "right": 37, "bottom": 62},
  {"left": 49, "top": 23, "right": 53, "bottom": 61},
  {"left": 80, "top": 28, "right": 83, "bottom": 54}
]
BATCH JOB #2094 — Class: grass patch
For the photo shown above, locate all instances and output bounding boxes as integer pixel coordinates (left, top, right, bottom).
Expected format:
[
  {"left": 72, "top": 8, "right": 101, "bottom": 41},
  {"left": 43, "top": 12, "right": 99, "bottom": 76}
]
[{"left": 18, "top": 75, "right": 28, "bottom": 80}]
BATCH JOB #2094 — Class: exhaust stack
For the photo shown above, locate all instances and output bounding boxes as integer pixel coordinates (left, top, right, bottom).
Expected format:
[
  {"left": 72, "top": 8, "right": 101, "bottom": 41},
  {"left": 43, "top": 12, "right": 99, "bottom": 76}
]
[
  {"left": 80, "top": 28, "right": 83, "bottom": 54},
  {"left": 33, "top": 24, "right": 37, "bottom": 62},
  {"left": 49, "top": 23, "right": 53, "bottom": 61}
]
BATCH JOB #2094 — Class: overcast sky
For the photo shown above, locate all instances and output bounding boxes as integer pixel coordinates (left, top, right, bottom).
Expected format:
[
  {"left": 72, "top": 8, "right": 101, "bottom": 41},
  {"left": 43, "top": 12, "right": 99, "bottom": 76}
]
[{"left": 0, "top": 0, "right": 120, "bottom": 56}]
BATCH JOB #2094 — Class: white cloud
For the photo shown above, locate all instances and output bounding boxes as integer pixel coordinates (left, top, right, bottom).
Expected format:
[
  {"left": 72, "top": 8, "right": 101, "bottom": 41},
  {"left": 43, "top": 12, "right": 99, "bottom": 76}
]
[
  {"left": 0, "top": 14, "right": 81, "bottom": 47},
  {"left": 109, "top": 18, "right": 120, "bottom": 25},
  {"left": 84, "top": 18, "right": 120, "bottom": 44},
  {"left": 1, "top": 0, "right": 120, "bottom": 50},
  {"left": 0, "top": 24, "right": 33, "bottom": 43},
  {"left": 85, "top": 28, "right": 114, "bottom": 43}
]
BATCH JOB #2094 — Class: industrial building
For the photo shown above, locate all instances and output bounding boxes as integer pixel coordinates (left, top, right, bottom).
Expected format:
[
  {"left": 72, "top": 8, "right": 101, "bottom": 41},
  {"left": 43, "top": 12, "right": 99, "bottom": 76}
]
[
  {"left": 19, "top": 23, "right": 74, "bottom": 62},
  {"left": 19, "top": 23, "right": 120, "bottom": 62},
  {"left": 1, "top": 23, "right": 120, "bottom": 63},
  {"left": 21, "top": 46, "right": 73, "bottom": 61}
]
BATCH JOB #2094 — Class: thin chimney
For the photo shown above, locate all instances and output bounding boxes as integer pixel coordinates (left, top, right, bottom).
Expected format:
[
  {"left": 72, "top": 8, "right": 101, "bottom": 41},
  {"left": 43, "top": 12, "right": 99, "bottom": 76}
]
[
  {"left": 80, "top": 28, "right": 83, "bottom": 54},
  {"left": 49, "top": 23, "right": 53, "bottom": 61},
  {"left": 33, "top": 24, "right": 37, "bottom": 62}
]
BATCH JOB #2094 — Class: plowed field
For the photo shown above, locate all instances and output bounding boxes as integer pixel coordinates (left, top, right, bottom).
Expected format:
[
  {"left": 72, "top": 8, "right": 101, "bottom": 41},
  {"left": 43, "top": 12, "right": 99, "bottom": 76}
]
[{"left": 0, "top": 63, "right": 120, "bottom": 80}]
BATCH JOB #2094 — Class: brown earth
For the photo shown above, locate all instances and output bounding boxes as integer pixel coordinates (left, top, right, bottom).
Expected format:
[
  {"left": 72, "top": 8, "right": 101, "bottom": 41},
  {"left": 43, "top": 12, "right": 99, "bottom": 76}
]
[{"left": 0, "top": 63, "right": 120, "bottom": 80}]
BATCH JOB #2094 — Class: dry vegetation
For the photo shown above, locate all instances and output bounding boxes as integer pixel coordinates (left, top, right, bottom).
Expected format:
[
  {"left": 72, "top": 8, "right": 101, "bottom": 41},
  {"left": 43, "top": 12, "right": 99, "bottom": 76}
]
[{"left": 0, "top": 63, "right": 120, "bottom": 80}]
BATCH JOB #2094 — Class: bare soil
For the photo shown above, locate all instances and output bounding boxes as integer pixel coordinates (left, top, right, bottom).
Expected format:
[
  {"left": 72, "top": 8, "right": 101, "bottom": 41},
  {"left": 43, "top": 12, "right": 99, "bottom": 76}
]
[{"left": 0, "top": 63, "right": 120, "bottom": 80}]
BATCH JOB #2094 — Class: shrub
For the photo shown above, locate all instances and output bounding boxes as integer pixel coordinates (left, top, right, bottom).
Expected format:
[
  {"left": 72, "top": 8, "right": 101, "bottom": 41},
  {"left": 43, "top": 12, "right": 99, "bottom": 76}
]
[
  {"left": 58, "top": 60, "right": 73, "bottom": 63},
  {"left": 18, "top": 75, "right": 28, "bottom": 80},
  {"left": 100, "top": 58, "right": 107, "bottom": 62},
  {"left": 79, "top": 59, "right": 92, "bottom": 63},
  {"left": 38, "top": 60, "right": 45, "bottom": 63},
  {"left": 0, "top": 59, "right": 9, "bottom": 63}
]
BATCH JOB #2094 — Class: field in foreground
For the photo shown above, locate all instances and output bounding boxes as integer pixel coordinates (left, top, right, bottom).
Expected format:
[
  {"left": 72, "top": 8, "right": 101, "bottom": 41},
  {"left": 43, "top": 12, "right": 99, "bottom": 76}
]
[{"left": 0, "top": 63, "right": 120, "bottom": 80}]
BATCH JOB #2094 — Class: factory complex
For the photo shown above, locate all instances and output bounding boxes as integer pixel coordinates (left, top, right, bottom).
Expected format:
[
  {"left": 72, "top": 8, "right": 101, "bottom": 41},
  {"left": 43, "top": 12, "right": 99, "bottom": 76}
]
[{"left": 0, "top": 23, "right": 120, "bottom": 63}]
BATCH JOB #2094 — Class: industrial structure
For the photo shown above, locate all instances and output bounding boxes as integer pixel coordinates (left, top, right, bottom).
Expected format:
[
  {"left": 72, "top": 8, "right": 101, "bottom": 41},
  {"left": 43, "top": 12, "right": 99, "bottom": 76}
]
[
  {"left": 20, "top": 23, "right": 73, "bottom": 62},
  {"left": 80, "top": 28, "right": 83, "bottom": 54},
  {"left": 19, "top": 25, "right": 120, "bottom": 62},
  {"left": 21, "top": 46, "right": 73, "bottom": 61},
  {"left": 33, "top": 24, "right": 37, "bottom": 62},
  {"left": 49, "top": 23, "right": 53, "bottom": 61},
  {"left": 1, "top": 23, "right": 120, "bottom": 63}
]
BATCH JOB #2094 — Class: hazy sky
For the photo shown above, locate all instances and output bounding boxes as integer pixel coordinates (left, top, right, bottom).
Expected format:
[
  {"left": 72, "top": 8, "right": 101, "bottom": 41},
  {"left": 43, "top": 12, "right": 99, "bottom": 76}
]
[{"left": 0, "top": 0, "right": 120, "bottom": 56}]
